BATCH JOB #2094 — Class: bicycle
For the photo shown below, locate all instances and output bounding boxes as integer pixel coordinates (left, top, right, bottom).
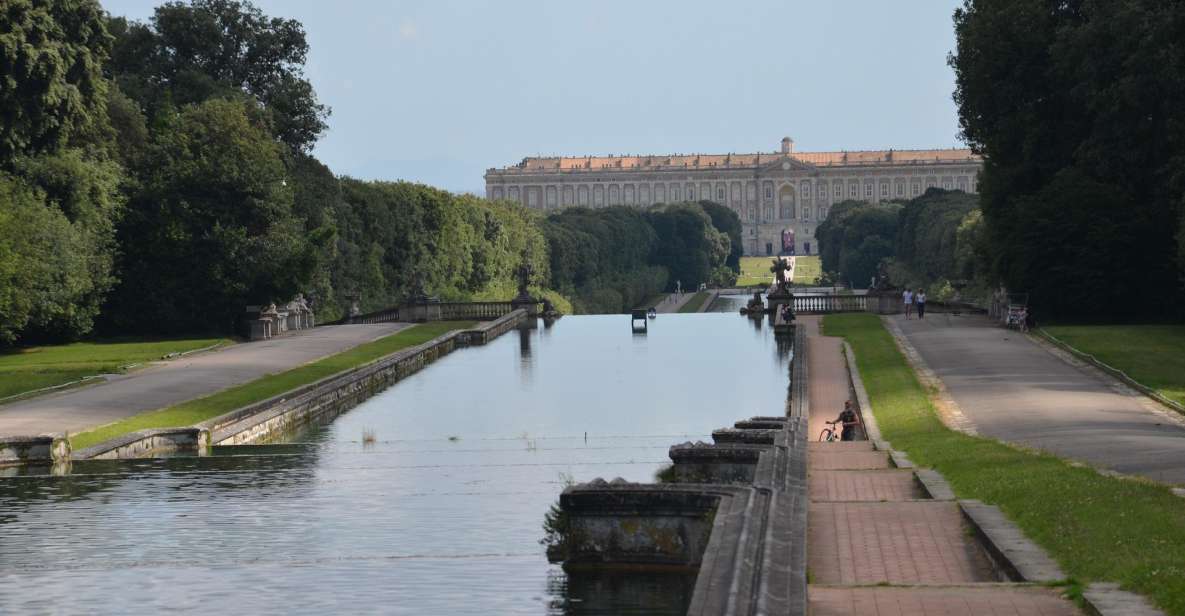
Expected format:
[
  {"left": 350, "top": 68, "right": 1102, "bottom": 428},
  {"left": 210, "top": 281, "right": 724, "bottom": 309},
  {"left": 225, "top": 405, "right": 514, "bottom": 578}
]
[{"left": 818, "top": 420, "right": 842, "bottom": 443}]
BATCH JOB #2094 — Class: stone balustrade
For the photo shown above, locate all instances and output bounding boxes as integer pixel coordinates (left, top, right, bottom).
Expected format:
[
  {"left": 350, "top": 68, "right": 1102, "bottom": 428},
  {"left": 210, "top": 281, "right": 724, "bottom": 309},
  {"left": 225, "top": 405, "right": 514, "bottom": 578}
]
[{"left": 246, "top": 295, "right": 315, "bottom": 341}]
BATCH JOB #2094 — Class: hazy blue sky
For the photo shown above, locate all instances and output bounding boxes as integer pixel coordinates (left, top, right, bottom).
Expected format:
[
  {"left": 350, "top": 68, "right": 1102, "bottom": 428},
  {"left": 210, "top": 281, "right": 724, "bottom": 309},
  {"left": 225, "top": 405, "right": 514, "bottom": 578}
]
[{"left": 101, "top": 0, "right": 966, "bottom": 193}]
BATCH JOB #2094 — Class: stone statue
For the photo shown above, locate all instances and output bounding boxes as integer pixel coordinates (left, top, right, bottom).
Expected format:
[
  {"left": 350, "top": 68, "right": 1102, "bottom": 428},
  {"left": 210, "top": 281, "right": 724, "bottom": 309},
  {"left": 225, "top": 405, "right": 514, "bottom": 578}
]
[
  {"left": 770, "top": 258, "right": 790, "bottom": 290},
  {"left": 515, "top": 260, "right": 534, "bottom": 299}
]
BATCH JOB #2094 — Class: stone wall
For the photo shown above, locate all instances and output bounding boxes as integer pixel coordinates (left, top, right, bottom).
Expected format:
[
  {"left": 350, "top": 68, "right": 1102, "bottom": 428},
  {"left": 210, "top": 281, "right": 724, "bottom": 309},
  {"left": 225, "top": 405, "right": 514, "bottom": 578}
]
[
  {"left": 548, "top": 323, "right": 809, "bottom": 615},
  {"left": 207, "top": 310, "right": 530, "bottom": 446},
  {"left": 74, "top": 311, "right": 529, "bottom": 459}
]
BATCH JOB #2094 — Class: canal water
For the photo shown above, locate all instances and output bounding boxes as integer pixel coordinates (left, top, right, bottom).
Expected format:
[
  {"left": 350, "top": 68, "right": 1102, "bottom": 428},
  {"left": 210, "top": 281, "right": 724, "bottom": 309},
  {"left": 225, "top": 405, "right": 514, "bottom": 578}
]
[{"left": 0, "top": 311, "right": 790, "bottom": 615}]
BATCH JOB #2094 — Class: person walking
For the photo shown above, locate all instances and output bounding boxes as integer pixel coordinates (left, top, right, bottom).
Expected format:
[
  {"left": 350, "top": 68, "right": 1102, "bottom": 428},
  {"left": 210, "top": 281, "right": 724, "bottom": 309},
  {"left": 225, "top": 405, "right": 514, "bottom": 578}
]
[
  {"left": 902, "top": 288, "right": 914, "bottom": 319},
  {"left": 836, "top": 400, "right": 860, "bottom": 441},
  {"left": 916, "top": 288, "right": 927, "bottom": 319}
]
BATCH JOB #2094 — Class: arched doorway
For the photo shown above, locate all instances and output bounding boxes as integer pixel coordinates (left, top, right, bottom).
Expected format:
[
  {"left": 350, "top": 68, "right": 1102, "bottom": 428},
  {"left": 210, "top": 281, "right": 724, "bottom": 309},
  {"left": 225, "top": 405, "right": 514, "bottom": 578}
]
[{"left": 781, "top": 228, "right": 796, "bottom": 256}]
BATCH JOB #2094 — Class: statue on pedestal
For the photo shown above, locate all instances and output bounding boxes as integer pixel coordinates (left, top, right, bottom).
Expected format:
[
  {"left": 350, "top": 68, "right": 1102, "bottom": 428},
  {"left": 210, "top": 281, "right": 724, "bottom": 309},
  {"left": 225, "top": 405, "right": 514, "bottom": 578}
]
[
  {"left": 770, "top": 258, "right": 791, "bottom": 292},
  {"left": 514, "top": 259, "right": 535, "bottom": 303}
]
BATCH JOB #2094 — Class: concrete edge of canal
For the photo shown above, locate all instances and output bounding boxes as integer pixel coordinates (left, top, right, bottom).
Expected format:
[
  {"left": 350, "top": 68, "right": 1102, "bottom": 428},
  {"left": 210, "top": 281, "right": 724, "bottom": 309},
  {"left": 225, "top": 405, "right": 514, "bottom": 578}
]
[
  {"left": 62, "top": 310, "right": 532, "bottom": 462},
  {"left": 546, "top": 323, "right": 812, "bottom": 615}
]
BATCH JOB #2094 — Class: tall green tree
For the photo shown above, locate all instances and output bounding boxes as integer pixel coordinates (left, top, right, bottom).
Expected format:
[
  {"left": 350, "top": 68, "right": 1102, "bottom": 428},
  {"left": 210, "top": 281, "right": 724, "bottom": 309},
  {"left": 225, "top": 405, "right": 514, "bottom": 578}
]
[
  {"left": 0, "top": 0, "right": 111, "bottom": 164},
  {"left": 106, "top": 0, "right": 329, "bottom": 152},
  {"left": 104, "top": 97, "right": 316, "bottom": 333},
  {"left": 950, "top": 0, "right": 1185, "bottom": 319}
]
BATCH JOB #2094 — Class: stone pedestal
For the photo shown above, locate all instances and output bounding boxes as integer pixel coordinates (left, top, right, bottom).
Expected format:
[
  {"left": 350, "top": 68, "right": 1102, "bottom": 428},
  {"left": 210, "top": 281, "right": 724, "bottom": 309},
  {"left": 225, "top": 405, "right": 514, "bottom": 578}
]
[
  {"left": 766, "top": 288, "right": 793, "bottom": 316},
  {"left": 511, "top": 294, "right": 539, "bottom": 317},
  {"left": 406, "top": 296, "right": 442, "bottom": 322},
  {"left": 248, "top": 319, "right": 272, "bottom": 341}
]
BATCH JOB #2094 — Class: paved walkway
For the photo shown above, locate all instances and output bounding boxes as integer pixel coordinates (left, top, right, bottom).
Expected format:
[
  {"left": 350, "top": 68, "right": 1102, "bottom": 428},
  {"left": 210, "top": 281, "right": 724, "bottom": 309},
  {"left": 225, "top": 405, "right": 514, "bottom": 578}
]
[
  {"left": 801, "top": 316, "right": 1079, "bottom": 615},
  {"left": 893, "top": 314, "right": 1185, "bottom": 485},
  {"left": 654, "top": 289, "right": 715, "bottom": 312},
  {"left": 0, "top": 323, "right": 408, "bottom": 436}
]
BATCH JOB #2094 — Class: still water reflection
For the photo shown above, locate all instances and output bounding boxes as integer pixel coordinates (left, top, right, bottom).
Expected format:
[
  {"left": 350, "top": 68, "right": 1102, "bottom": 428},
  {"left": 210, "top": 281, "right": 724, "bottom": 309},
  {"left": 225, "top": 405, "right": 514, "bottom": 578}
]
[{"left": 0, "top": 314, "right": 790, "bottom": 615}]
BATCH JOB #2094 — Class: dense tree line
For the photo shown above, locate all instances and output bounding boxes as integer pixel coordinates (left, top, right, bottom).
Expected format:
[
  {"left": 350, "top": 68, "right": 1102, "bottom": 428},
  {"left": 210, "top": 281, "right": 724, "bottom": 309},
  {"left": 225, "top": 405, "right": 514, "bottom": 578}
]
[
  {"left": 950, "top": 0, "right": 1185, "bottom": 320},
  {"left": 817, "top": 189, "right": 987, "bottom": 298},
  {"left": 0, "top": 0, "right": 558, "bottom": 342},
  {"left": 0, "top": 0, "right": 741, "bottom": 343},
  {"left": 817, "top": 200, "right": 902, "bottom": 289},
  {"left": 542, "top": 202, "right": 739, "bottom": 313}
]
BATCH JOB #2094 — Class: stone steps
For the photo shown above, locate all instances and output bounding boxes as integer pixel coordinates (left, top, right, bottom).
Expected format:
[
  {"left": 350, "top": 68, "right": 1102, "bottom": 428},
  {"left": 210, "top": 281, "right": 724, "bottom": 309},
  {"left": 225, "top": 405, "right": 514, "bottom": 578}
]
[
  {"left": 808, "top": 469, "right": 923, "bottom": 502},
  {"left": 809, "top": 585, "right": 1080, "bottom": 615},
  {"left": 808, "top": 441, "right": 875, "bottom": 452},
  {"left": 808, "top": 450, "right": 891, "bottom": 470},
  {"left": 808, "top": 501, "right": 997, "bottom": 585},
  {"left": 802, "top": 322, "right": 1088, "bottom": 615}
]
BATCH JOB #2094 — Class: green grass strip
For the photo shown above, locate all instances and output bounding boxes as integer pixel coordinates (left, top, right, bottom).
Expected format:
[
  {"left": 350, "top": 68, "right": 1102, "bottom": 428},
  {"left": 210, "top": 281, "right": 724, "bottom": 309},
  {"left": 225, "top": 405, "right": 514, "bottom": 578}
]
[
  {"left": 70, "top": 322, "right": 474, "bottom": 450},
  {"left": 791, "top": 255, "right": 820, "bottom": 284},
  {"left": 823, "top": 313, "right": 1185, "bottom": 615},
  {"left": 1042, "top": 325, "right": 1185, "bottom": 407},
  {"left": 678, "top": 291, "right": 711, "bottom": 313},
  {"left": 0, "top": 336, "right": 232, "bottom": 400},
  {"left": 737, "top": 256, "right": 774, "bottom": 287}
]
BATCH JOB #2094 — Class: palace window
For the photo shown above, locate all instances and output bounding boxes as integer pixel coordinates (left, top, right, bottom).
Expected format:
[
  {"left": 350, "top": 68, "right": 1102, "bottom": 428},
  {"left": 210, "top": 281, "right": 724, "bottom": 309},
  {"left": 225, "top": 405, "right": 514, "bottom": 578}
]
[
  {"left": 880, "top": 183, "right": 889, "bottom": 197},
  {"left": 850, "top": 184, "right": 859, "bottom": 198},
  {"left": 943, "top": 178, "right": 953, "bottom": 190},
  {"left": 912, "top": 183, "right": 921, "bottom": 196},
  {"left": 864, "top": 184, "right": 873, "bottom": 198},
  {"left": 717, "top": 187, "right": 725, "bottom": 200},
  {"left": 896, "top": 183, "right": 904, "bottom": 196},
  {"left": 818, "top": 206, "right": 827, "bottom": 220},
  {"left": 834, "top": 185, "right": 842, "bottom": 199},
  {"left": 803, "top": 207, "right": 811, "bottom": 221},
  {"left": 765, "top": 186, "right": 773, "bottom": 199}
]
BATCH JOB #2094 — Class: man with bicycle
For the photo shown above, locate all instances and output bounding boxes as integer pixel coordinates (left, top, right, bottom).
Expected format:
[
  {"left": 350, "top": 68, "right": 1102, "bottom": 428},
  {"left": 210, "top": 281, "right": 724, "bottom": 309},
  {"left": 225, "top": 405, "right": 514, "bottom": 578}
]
[{"left": 829, "top": 400, "right": 860, "bottom": 441}]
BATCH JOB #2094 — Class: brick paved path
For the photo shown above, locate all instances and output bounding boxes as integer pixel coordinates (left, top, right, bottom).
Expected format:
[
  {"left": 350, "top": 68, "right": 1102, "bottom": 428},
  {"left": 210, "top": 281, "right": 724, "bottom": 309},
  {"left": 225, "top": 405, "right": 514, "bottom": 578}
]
[{"left": 801, "top": 316, "right": 1080, "bottom": 614}]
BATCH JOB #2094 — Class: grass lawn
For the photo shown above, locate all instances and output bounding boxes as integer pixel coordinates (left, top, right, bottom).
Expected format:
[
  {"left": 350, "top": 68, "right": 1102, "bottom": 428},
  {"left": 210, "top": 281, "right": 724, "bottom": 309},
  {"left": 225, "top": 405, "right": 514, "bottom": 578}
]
[
  {"left": 737, "top": 255, "right": 821, "bottom": 287},
  {"left": 1041, "top": 325, "right": 1185, "bottom": 407},
  {"left": 738, "top": 256, "right": 774, "bottom": 287},
  {"left": 0, "top": 337, "right": 233, "bottom": 401},
  {"left": 677, "top": 291, "right": 712, "bottom": 313},
  {"left": 824, "top": 313, "right": 1185, "bottom": 615},
  {"left": 791, "top": 255, "right": 820, "bottom": 284},
  {"left": 70, "top": 322, "right": 474, "bottom": 450}
]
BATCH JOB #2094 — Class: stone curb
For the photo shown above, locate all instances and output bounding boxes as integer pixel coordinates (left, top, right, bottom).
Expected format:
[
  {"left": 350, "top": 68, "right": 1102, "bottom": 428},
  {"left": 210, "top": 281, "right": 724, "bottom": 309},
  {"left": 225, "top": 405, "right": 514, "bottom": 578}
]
[
  {"left": 1082, "top": 583, "right": 1166, "bottom": 616},
  {"left": 914, "top": 468, "right": 955, "bottom": 500},
  {"left": 72, "top": 313, "right": 527, "bottom": 460},
  {"left": 888, "top": 449, "right": 914, "bottom": 469},
  {"left": 958, "top": 499, "right": 1066, "bottom": 583},
  {"left": 841, "top": 341, "right": 883, "bottom": 442},
  {"left": 881, "top": 316, "right": 979, "bottom": 435}
]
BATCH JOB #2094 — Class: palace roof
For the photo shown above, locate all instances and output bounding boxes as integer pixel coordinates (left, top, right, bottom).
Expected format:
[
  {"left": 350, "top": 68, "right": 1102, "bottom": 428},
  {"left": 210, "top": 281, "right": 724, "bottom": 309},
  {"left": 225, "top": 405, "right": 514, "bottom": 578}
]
[{"left": 488, "top": 148, "right": 981, "bottom": 174}]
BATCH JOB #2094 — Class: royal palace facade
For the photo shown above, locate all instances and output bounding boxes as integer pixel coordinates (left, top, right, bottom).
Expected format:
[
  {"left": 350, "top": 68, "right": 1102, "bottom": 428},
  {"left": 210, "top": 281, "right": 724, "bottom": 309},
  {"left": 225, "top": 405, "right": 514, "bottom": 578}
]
[{"left": 485, "top": 137, "right": 983, "bottom": 256}]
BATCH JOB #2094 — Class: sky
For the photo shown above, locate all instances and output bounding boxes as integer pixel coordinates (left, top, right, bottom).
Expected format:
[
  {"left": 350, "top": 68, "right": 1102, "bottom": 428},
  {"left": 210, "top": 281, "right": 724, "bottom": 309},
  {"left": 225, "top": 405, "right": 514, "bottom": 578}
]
[{"left": 100, "top": 0, "right": 967, "bottom": 194}]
